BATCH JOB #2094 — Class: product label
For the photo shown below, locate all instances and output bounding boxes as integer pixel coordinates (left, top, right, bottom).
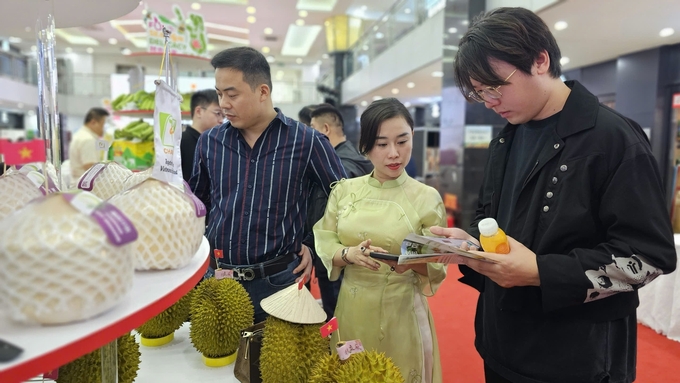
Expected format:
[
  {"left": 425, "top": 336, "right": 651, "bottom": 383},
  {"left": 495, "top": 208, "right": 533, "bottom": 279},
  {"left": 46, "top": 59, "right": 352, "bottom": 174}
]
[
  {"left": 336, "top": 340, "right": 364, "bottom": 361},
  {"left": 62, "top": 191, "right": 138, "bottom": 246},
  {"left": 77, "top": 163, "right": 106, "bottom": 191},
  {"left": 182, "top": 180, "right": 206, "bottom": 217},
  {"left": 17, "top": 165, "right": 59, "bottom": 194},
  {"left": 215, "top": 269, "right": 233, "bottom": 280},
  {"left": 152, "top": 80, "right": 184, "bottom": 188}
]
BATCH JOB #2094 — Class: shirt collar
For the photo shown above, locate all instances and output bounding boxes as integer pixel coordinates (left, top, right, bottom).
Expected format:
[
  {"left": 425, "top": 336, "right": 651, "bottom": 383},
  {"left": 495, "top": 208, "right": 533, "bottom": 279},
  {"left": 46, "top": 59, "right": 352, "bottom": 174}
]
[{"left": 366, "top": 169, "right": 409, "bottom": 188}]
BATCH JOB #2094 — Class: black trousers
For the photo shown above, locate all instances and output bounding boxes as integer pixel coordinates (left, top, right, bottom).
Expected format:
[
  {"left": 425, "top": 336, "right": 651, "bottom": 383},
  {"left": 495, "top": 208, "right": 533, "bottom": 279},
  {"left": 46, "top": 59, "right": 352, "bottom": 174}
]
[{"left": 485, "top": 363, "right": 514, "bottom": 383}]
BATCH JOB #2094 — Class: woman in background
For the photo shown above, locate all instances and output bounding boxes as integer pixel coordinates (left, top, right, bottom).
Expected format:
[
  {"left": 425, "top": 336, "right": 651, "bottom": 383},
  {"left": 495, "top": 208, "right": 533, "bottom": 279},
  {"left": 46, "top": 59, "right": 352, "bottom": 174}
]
[{"left": 314, "top": 98, "right": 447, "bottom": 383}]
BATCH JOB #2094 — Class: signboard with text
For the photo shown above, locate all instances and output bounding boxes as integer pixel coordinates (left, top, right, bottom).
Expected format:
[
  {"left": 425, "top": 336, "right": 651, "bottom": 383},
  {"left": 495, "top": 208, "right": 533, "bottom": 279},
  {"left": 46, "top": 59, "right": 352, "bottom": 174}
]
[{"left": 145, "top": 5, "right": 208, "bottom": 57}]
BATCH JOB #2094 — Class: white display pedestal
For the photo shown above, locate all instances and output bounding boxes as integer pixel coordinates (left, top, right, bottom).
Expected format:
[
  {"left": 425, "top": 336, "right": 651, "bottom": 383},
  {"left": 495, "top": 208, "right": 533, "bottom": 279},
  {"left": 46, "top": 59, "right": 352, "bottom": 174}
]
[
  {"left": 134, "top": 323, "right": 239, "bottom": 383},
  {"left": 637, "top": 234, "right": 680, "bottom": 343},
  {"left": 0, "top": 237, "right": 210, "bottom": 383}
]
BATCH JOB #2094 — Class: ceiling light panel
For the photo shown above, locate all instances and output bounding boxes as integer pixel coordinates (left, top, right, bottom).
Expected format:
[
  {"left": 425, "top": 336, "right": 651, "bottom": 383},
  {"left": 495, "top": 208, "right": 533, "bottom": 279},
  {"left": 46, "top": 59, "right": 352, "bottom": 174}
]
[
  {"left": 199, "top": 0, "right": 247, "bottom": 3},
  {"left": 296, "top": 0, "right": 337, "bottom": 12},
  {"left": 204, "top": 22, "right": 249, "bottom": 35},
  {"left": 54, "top": 29, "right": 100, "bottom": 45},
  {"left": 281, "top": 24, "right": 323, "bottom": 56},
  {"left": 207, "top": 33, "right": 250, "bottom": 45}
]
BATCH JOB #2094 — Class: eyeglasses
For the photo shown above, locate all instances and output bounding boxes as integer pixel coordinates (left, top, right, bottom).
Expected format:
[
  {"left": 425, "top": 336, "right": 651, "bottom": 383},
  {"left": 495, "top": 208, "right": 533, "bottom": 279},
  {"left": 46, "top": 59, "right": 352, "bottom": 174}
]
[
  {"left": 468, "top": 69, "right": 517, "bottom": 103},
  {"left": 202, "top": 107, "right": 225, "bottom": 119}
]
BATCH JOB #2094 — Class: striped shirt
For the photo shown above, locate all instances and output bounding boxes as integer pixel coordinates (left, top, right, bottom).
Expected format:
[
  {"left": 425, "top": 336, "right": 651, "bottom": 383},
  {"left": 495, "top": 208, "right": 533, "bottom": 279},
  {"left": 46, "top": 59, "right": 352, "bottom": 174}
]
[{"left": 189, "top": 108, "right": 347, "bottom": 265}]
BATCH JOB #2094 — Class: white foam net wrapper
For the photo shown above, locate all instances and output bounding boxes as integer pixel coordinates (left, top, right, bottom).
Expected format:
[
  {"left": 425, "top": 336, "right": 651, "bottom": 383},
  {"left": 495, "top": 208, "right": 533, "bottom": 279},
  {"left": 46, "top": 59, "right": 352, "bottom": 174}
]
[
  {"left": 122, "top": 167, "right": 153, "bottom": 191},
  {"left": 78, "top": 162, "right": 132, "bottom": 200},
  {"left": 0, "top": 173, "right": 45, "bottom": 222},
  {"left": 0, "top": 194, "right": 135, "bottom": 324},
  {"left": 109, "top": 179, "right": 205, "bottom": 270}
]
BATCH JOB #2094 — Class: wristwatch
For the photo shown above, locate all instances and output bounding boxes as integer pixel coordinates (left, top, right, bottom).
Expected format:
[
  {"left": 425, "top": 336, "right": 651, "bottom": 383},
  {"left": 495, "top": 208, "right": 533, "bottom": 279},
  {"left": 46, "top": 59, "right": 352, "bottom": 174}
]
[{"left": 340, "top": 247, "right": 353, "bottom": 264}]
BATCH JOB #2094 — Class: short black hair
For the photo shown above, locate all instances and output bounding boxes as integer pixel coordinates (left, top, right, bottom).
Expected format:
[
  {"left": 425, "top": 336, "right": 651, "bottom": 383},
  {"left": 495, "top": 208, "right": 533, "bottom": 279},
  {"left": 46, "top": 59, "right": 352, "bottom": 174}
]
[
  {"left": 453, "top": 7, "right": 562, "bottom": 101},
  {"left": 83, "top": 107, "right": 109, "bottom": 125},
  {"left": 298, "top": 105, "right": 316, "bottom": 125},
  {"left": 210, "top": 47, "right": 272, "bottom": 92},
  {"left": 190, "top": 89, "right": 219, "bottom": 118},
  {"left": 359, "top": 98, "right": 413, "bottom": 155},
  {"left": 310, "top": 104, "right": 344, "bottom": 129}
]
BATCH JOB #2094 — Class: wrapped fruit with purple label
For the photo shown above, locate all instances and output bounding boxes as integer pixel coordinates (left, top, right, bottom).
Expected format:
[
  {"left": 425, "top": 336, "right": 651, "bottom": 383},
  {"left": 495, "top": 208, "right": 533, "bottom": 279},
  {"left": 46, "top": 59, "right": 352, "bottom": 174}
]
[
  {"left": 0, "top": 191, "right": 137, "bottom": 324},
  {"left": 108, "top": 178, "right": 205, "bottom": 270}
]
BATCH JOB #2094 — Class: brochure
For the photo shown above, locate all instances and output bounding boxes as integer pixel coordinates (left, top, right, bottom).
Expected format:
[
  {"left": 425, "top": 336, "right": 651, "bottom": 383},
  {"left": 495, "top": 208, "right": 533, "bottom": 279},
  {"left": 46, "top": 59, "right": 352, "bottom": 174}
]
[{"left": 370, "top": 233, "right": 497, "bottom": 265}]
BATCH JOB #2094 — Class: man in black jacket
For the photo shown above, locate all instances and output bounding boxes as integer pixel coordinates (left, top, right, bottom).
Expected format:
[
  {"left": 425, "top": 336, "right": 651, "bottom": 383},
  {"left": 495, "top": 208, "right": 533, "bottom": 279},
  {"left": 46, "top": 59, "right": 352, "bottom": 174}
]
[
  {"left": 431, "top": 7, "right": 677, "bottom": 383},
  {"left": 304, "top": 104, "right": 373, "bottom": 319},
  {"left": 180, "top": 89, "right": 223, "bottom": 182}
]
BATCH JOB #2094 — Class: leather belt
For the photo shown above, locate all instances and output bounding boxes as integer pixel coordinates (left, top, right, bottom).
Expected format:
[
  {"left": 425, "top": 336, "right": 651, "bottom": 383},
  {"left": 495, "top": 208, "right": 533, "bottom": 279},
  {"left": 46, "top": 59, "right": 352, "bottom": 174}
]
[{"left": 218, "top": 253, "right": 297, "bottom": 281}]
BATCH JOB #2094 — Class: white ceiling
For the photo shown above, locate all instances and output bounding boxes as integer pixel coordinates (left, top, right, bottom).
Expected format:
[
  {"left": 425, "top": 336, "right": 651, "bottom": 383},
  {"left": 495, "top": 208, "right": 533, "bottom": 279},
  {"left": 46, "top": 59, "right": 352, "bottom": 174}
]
[
  {"left": 2, "top": 0, "right": 680, "bottom": 110},
  {"left": 353, "top": 0, "right": 680, "bottom": 108}
]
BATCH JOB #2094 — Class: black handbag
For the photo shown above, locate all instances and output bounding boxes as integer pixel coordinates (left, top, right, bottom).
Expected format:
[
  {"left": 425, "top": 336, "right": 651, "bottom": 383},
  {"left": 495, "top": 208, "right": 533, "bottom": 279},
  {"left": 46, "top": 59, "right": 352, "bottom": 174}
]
[{"left": 234, "top": 321, "right": 265, "bottom": 383}]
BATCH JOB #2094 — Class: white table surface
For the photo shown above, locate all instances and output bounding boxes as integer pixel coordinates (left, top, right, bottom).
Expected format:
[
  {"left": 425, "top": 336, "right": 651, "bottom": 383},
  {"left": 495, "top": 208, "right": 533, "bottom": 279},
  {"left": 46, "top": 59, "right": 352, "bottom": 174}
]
[
  {"left": 0, "top": 237, "right": 210, "bottom": 383},
  {"left": 637, "top": 234, "right": 680, "bottom": 343},
  {"left": 134, "top": 323, "right": 240, "bottom": 383}
]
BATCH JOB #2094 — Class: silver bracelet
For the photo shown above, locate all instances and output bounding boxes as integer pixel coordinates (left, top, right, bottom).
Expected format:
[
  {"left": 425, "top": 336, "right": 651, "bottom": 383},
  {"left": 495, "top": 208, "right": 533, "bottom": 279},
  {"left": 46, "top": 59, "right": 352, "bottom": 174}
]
[{"left": 340, "top": 247, "right": 353, "bottom": 264}]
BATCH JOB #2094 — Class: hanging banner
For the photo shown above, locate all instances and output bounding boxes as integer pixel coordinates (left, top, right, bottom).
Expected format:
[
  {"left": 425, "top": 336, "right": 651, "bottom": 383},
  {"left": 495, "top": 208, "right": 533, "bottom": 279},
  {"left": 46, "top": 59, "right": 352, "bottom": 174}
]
[
  {"left": 145, "top": 5, "right": 208, "bottom": 57},
  {"left": 152, "top": 80, "right": 184, "bottom": 188}
]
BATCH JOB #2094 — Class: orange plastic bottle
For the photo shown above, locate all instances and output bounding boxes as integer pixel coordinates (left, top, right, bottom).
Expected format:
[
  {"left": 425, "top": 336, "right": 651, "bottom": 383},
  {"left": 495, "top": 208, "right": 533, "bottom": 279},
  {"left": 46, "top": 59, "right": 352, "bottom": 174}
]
[{"left": 478, "top": 218, "right": 510, "bottom": 254}]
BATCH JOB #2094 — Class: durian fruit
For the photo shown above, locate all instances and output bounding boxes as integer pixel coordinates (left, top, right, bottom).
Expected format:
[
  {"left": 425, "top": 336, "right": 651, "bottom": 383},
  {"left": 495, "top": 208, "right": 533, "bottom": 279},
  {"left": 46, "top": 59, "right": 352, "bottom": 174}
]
[
  {"left": 260, "top": 316, "right": 331, "bottom": 383},
  {"left": 122, "top": 167, "right": 153, "bottom": 191},
  {"left": 0, "top": 172, "right": 45, "bottom": 221},
  {"left": 307, "top": 354, "right": 342, "bottom": 383},
  {"left": 190, "top": 277, "right": 254, "bottom": 366},
  {"left": 0, "top": 192, "right": 135, "bottom": 324},
  {"left": 308, "top": 350, "right": 405, "bottom": 383},
  {"left": 55, "top": 333, "right": 141, "bottom": 383},
  {"left": 108, "top": 178, "right": 205, "bottom": 270},
  {"left": 137, "top": 289, "right": 193, "bottom": 346},
  {"left": 77, "top": 161, "right": 132, "bottom": 200}
]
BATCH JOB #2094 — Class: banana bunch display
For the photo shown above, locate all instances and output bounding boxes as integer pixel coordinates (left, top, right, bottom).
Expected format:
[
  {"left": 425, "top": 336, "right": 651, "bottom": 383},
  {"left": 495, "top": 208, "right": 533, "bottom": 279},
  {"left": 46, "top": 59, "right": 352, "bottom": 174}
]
[
  {"left": 111, "top": 90, "right": 194, "bottom": 112},
  {"left": 114, "top": 120, "right": 154, "bottom": 142},
  {"left": 111, "top": 90, "right": 155, "bottom": 111}
]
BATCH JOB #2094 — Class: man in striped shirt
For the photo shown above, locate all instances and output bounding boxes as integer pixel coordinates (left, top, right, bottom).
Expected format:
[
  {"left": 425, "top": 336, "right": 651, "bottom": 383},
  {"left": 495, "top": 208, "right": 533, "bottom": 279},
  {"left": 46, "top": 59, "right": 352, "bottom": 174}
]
[{"left": 189, "top": 47, "right": 347, "bottom": 322}]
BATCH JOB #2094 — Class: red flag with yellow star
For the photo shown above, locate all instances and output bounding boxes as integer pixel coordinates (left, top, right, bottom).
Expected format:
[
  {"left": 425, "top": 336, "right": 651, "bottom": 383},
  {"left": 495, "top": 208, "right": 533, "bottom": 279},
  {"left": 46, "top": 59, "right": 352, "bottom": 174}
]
[
  {"left": 2, "top": 139, "right": 46, "bottom": 165},
  {"left": 320, "top": 316, "right": 338, "bottom": 338}
]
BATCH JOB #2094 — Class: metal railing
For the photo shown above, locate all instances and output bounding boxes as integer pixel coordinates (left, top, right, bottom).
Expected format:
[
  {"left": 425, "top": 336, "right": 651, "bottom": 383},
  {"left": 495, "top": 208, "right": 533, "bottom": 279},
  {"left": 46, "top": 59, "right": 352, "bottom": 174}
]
[{"left": 346, "top": 0, "right": 444, "bottom": 77}]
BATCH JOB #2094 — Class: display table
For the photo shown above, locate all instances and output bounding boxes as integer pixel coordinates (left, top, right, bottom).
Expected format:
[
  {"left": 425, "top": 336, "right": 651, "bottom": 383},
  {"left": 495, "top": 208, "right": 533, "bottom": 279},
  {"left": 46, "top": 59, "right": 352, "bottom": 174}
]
[
  {"left": 637, "top": 234, "right": 680, "bottom": 342},
  {"left": 0, "top": 237, "right": 210, "bottom": 383},
  {"left": 134, "top": 323, "right": 239, "bottom": 382}
]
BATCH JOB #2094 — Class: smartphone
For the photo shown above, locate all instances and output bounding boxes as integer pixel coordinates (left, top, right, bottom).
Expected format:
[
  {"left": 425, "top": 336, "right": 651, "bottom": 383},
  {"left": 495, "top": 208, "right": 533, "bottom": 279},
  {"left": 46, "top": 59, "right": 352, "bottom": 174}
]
[
  {"left": 369, "top": 252, "right": 400, "bottom": 261},
  {"left": 0, "top": 338, "right": 22, "bottom": 362}
]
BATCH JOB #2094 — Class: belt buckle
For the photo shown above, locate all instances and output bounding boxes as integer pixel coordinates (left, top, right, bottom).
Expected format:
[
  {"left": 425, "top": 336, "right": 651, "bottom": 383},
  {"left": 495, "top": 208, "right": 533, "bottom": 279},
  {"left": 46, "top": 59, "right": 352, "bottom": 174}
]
[{"left": 234, "top": 267, "right": 255, "bottom": 281}]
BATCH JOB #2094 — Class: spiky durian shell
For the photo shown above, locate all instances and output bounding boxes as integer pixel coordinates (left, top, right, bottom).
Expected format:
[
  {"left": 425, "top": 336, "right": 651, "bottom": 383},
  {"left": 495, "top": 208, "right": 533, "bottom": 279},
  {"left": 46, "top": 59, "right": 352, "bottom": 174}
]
[
  {"left": 189, "top": 277, "right": 253, "bottom": 358},
  {"left": 299, "top": 322, "right": 332, "bottom": 378},
  {"left": 307, "top": 353, "right": 342, "bottom": 383},
  {"left": 309, "top": 350, "right": 404, "bottom": 383},
  {"left": 55, "top": 333, "right": 140, "bottom": 383},
  {"left": 137, "top": 289, "right": 193, "bottom": 339},
  {"left": 260, "top": 317, "right": 330, "bottom": 383}
]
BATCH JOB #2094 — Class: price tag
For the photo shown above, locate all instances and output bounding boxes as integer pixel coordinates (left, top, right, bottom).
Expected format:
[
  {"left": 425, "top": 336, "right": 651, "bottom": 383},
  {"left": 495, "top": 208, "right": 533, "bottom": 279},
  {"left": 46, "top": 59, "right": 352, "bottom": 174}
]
[
  {"left": 336, "top": 340, "right": 364, "bottom": 361},
  {"left": 215, "top": 269, "right": 233, "bottom": 280}
]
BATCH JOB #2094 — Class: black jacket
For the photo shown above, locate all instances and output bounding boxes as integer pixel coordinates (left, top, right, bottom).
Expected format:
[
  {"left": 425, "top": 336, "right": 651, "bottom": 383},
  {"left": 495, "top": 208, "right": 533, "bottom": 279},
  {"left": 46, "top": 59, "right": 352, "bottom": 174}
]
[
  {"left": 180, "top": 125, "right": 201, "bottom": 183},
  {"left": 304, "top": 140, "right": 373, "bottom": 246},
  {"left": 463, "top": 81, "right": 676, "bottom": 383}
]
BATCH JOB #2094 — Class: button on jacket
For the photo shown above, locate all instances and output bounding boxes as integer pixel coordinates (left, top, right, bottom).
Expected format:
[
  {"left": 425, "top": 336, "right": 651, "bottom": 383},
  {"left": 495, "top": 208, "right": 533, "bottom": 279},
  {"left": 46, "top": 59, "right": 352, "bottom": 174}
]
[
  {"left": 190, "top": 109, "right": 347, "bottom": 266},
  {"left": 462, "top": 81, "right": 676, "bottom": 383}
]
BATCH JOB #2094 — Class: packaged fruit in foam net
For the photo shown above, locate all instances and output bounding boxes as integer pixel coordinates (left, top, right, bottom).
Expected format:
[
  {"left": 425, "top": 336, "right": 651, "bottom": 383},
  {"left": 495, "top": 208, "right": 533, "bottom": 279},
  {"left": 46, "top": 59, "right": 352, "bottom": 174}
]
[
  {"left": 0, "top": 191, "right": 137, "bottom": 325},
  {"left": 108, "top": 178, "right": 206, "bottom": 270}
]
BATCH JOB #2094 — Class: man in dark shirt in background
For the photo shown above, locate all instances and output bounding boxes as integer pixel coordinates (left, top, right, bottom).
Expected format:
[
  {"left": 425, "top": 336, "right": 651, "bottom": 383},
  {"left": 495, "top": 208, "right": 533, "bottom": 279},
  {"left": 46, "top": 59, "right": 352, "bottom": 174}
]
[
  {"left": 305, "top": 104, "right": 373, "bottom": 319},
  {"left": 180, "top": 89, "right": 223, "bottom": 182},
  {"left": 190, "top": 47, "right": 346, "bottom": 323}
]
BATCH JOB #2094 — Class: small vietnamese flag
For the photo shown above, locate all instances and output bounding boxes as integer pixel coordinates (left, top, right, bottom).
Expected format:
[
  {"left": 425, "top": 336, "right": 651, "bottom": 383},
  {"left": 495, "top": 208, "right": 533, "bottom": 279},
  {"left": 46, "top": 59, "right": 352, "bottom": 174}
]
[
  {"left": 214, "top": 249, "right": 224, "bottom": 259},
  {"left": 2, "top": 139, "right": 46, "bottom": 165},
  {"left": 320, "top": 316, "right": 338, "bottom": 338}
]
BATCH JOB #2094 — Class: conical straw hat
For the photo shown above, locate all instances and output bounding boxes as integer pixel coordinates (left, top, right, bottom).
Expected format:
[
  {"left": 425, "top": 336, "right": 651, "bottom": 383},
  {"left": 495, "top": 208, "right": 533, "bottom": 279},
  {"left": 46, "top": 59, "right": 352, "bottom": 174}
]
[{"left": 261, "top": 283, "right": 327, "bottom": 324}]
